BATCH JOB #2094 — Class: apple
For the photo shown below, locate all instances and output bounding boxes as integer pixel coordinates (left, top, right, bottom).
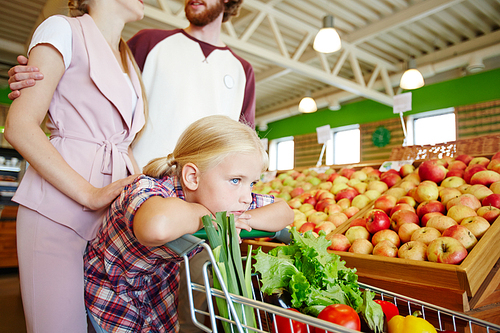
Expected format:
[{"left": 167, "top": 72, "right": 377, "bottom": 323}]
[
  {"left": 345, "top": 226, "right": 370, "bottom": 243},
  {"left": 349, "top": 238, "right": 374, "bottom": 254},
  {"left": 455, "top": 154, "right": 473, "bottom": 166},
  {"left": 398, "top": 241, "right": 428, "bottom": 261},
  {"left": 397, "top": 196, "right": 417, "bottom": 208},
  {"left": 308, "top": 176, "right": 322, "bottom": 186},
  {"left": 330, "top": 182, "right": 350, "bottom": 195},
  {"left": 373, "top": 194, "right": 398, "bottom": 215},
  {"left": 372, "top": 229, "right": 400, "bottom": 247},
  {"left": 439, "top": 187, "right": 462, "bottom": 206},
  {"left": 437, "top": 156, "right": 453, "bottom": 167},
  {"left": 390, "top": 209, "right": 420, "bottom": 232},
  {"left": 476, "top": 205, "right": 500, "bottom": 223},
  {"left": 304, "top": 196, "right": 317, "bottom": 207},
  {"left": 411, "top": 226, "right": 441, "bottom": 245},
  {"left": 441, "top": 176, "right": 466, "bottom": 188},
  {"left": 332, "top": 175, "right": 349, "bottom": 184},
  {"left": 277, "top": 191, "right": 292, "bottom": 202},
  {"left": 471, "top": 170, "right": 500, "bottom": 187},
  {"left": 350, "top": 217, "right": 368, "bottom": 228},
  {"left": 418, "top": 160, "right": 447, "bottom": 183},
  {"left": 298, "top": 192, "right": 313, "bottom": 203},
  {"left": 314, "top": 221, "right": 336, "bottom": 235},
  {"left": 327, "top": 173, "right": 340, "bottom": 183},
  {"left": 315, "top": 189, "right": 335, "bottom": 201},
  {"left": 426, "top": 215, "right": 458, "bottom": 233},
  {"left": 324, "top": 203, "right": 342, "bottom": 215},
  {"left": 448, "top": 160, "right": 468, "bottom": 171},
  {"left": 492, "top": 151, "right": 500, "bottom": 160},
  {"left": 367, "top": 180, "right": 389, "bottom": 193},
  {"left": 384, "top": 187, "right": 407, "bottom": 200},
  {"left": 463, "top": 164, "right": 487, "bottom": 184},
  {"left": 398, "top": 222, "right": 421, "bottom": 243},
  {"left": 350, "top": 171, "right": 368, "bottom": 181},
  {"left": 351, "top": 194, "right": 371, "bottom": 210},
  {"left": 398, "top": 181, "right": 417, "bottom": 195},
  {"left": 351, "top": 181, "right": 367, "bottom": 194},
  {"left": 461, "top": 216, "right": 491, "bottom": 239},
  {"left": 421, "top": 212, "right": 444, "bottom": 227},
  {"left": 327, "top": 212, "right": 349, "bottom": 227},
  {"left": 298, "top": 222, "right": 316, "bottom": 233},
  {"left": 372, "top": 240, "right": 398, "bottom": 257},
  {"left": 365, "top": 210, "right": 391, "bottom": 234},
  {"left": 426, "top": 237, "right": 468, "bottom": 264},
  {"left": 381, "top": 172, "right": 402, "bottom": 188},
  {"left": 400, "top": 164, "right": 416, "bottom": 177},
  {"left": 290, "top": 187, "right": 304, "bottom": 198},
  {"left": 315, "top": 198, "right": 336, "bottom": 213},
  {"left": 487, "top": 159, "right": 500, "bottom": 171},
  {"left": 482, "top": 193, "right": 500, "bottom": 209},
  {"left": 490, "top": 181, "right": 500, "bottom": 194},
  {"left": 298, "top": 203, "right": 315, "bottom": 214},
  {"left": 288, "top": 198, "right": 302, "bottom": 209},
  {"left": 390, "top": 203, "right": 416, "bottom": 217},
  {"left": 416, "top": 200, "right": 446, "bottom": 218},
  {"left": 343, "top": 206, "right": 360, "bottom": 218},
  {"left": 335, "top": 187, "right": 359, "bottom": 201},
  {"left": 405, "top": 173, "right": 421, "bottom": 185},
  {"left": 317, "top": 173, "right": 330, "bottom": 182},
  {"left": 413, "top": 182, "right": 439, "bottom": 203},
  {"left": 442, "top": 225, "right": 477, "bottom": 251},
  {"left": 339, "top": 167, "right": 356, "bottom": 179},
  {"left": 447, "top": 204, "right": 477, "bottom": 223},
  {"left": 446, "top": 193, "right": 481, "bottom": 211},
  {"left": 308, "top": 211, "right": 329, "bottom": 224},
  {"left": 327, "top": 233, "right": 351, "bottom": 252},
  {"left": 292, "top": 209, "right": 307, "bottom": 222},
  {"left": 464, "top": 184, "right": 494, "bottom": 201},
  {"left": 364, "top": 190, "right": 382, "bottom": 201},
  {"left": 446, "top": 169, "right": 464, "bottom": 178},
  {"left": 337, "top": 198, "right": 351, "bottom": 210},
  {"left": 469, "top": 156, "right": 490, "bottom": 168}
]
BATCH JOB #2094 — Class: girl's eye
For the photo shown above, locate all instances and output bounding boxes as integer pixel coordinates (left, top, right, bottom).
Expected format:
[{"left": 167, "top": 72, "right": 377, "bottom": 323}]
[
  {"left": 230, "top": 178, "right": 240, "bottom": 185},
  {"left": 250, "top": 181, "right": 257, "bottom": 188}
]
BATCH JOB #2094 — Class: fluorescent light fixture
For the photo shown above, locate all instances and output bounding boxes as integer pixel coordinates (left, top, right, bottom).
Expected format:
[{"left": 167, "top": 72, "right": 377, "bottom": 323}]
[{"left": 313, "top": 15, "right": 341, "bottom": 53}]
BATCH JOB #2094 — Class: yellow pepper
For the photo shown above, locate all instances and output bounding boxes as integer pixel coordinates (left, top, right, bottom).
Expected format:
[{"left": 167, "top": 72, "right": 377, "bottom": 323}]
[{"left": 388, "top": 314, "right": 437, "bottom": 333}]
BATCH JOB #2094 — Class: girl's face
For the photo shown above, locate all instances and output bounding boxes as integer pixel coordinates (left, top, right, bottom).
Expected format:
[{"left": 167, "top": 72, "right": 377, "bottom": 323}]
[{"left": 194, "top": 152, "right": 262, "bottom": 217}]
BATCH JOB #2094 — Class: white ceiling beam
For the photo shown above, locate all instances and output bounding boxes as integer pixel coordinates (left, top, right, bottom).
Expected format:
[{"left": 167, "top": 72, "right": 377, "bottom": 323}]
[{"left": 345, "top": 0, "right": 466, "bottom": 45}]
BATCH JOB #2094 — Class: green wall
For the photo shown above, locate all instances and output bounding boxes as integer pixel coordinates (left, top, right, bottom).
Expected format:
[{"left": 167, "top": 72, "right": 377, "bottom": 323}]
[
  {"left": 0, "top": 85, "right": 12, "bottom": 106},
  {"left": 258, "top": 67, "right": 500, "bottom": 140}
]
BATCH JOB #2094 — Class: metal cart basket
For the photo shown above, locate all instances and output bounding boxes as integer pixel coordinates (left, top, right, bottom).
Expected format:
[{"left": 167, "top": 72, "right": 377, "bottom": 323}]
[{"left": 169, "top": 235, "right": 500, "bottom": 333}]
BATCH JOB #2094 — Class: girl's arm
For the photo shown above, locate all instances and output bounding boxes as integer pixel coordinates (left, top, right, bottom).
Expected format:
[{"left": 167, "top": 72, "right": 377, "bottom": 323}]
[
  {"left": 133, "top": 196, "right": 212, "bottom": 247},
  {"left": 238, "top": 197, "right": 293, "bottom": 232},
  {"left": 4, "top": 44, "right": 136, "bottom": 211}
]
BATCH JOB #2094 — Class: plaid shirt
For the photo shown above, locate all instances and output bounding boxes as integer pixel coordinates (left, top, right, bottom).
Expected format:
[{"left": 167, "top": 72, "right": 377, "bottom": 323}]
[{"left": 84, "top": 175, "right": 274, "bottom": 333}]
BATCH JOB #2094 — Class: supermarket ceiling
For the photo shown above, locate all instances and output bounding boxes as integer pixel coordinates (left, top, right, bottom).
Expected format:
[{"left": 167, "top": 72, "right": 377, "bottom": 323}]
[{"left": 1, "top": 0, "right": 500, "bottom": 129}]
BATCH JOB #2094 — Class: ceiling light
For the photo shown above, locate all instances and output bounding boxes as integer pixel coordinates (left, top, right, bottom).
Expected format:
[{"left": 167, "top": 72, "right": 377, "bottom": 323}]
[
  {"left": 313, "top": 15, "right": 341, "bottom": 53},
  {"left": 298, "top": 92, "right": 317, "bottom": 113},
  {"left": 400, "top": 58, "right": 424, "bottom": 90}
]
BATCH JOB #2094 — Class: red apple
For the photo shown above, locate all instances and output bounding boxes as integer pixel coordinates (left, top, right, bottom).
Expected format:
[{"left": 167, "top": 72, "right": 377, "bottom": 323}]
[
  {"left": 290, "top": 187, "right": 305, "bottom": 198},
  {"left": 314, "top": 221, "right": 336, "bottom": 235},
  {"left": 327, "top": 233, "right": 351, "bottom": 252},
  {"left": 418, "top": 160, "right": 447, "bottom": 183},
  {"left": 426, "top": 237, "right": 468, "bottom": 264},
  {"left": 400, "top": 164, "right": 416, "bottom": 177},
  {"left": 411, "top": 226, "right": 441, "bottom": 245},
  {"left": 413, "top": 182, "right": 439, "bottom": 203},
  {"left": 349, "top": 238, "right": 373, "bottom": 254},
  {"left": 469, "top": 157, "right": 490, "bottom": 168},
  {"left": 372, "top": 229, "right": 400, "bottom": 247},
  {"left": 390, "top": 209, "right": 420, "bottom": 232},
  {"left": 416, "top": 200, "right": 446, "bottom": 218},
  {"left": 470, "top": 170, "right": 500, "bottom": 187},
  {"left": 461, "top": 216, "right": 491, "bottom": 239},
  {"left": 446, "top": 169, "right": 464, "bottom": 178},
  {"left": 308, "top": 211, "right": 329, "bottom": 224},
  {"left": 397, "top": 196, "right": 417, "bottom": 208},
  {"left": 373, "top": 194, "right": 398, "bottom": 215},
  {"left": 327, "top": 212, "right": 349, "bottom": 227},
  {"left": 447, "top": 204, "right": 477, "bottom": 223},
  {"left": 441, "top": 176, "right": 466, "bottom": 188},
  {"left": 463, "top": 164, "right": 487, "bottom": 184},
  {"left": 482, "top": 193, "right": 500, "bottom": 209},
  {"left": 365, "top": 210, "right": 391, "bottom": 234},
  {"left": 366, "top": 180, "right": 389, "bottom": 193},
  {"left": 448, "top": 160, "right": 467, "bottom": 171},
  {"left": 381, "top": 172, "right": 402, "bottom": 188},
  {"left": 390, "top": 203, "right": 416, "bottom": 217},
  {"left": 398, "top": 222, "right": 421, "bottom": 243},
  {"left": 345, "top": 226, "right": 370, "bottom": 243},
  {"left": 339, "top": 167, "right": 356, "bottom": 179},
  {"left": 315, "top": 198, "right": 336, "bottom": 213},
  {"left": 349, "top": 217, "right": 367, "bottom": 227},
  {"left": 455, "top": 154, "right": 473, "bottom": 166},
  {"left": 464, "top": 184, "right": 494, "bottom": 201},
  {"left": 398, "top": 241, "right": 427, "bottom": 261},
  {"left": 476, "top": 205, "right": 500, "bottom": 223},
  {"left": 421, "top": 212, "right": 445, "bottom": 227},
  {"left": 446, "top": 194, "right": 481, "bottom": 211},
  {"left": 343, "top": 206, "right": 360, "bottom": 218},
  {"left": 439, "top": 187, "right": 462, "bottom": 207},
  {"left": 298, "top": 222, "right": 315, "bottom": 233},
  {"left": 426, "top": 215, "right": 458, "bottom": 233},
  {"left": 335, "top": 187, "right": 359, "bottom": 201},
  {"left": 336, "top": 198, "right": 351, "bottom": 210},
  {"left": 372, "top": 240, "right": 398, "bottom": 257},
  {"left": 315, "top": 189, "right": 335, "bottom": 201},
  {"left": 324, "top": 203, "right": 342, "bottom": 215},
  {"left": 442, "top": 225, "right": 477, "bottom": 251}
]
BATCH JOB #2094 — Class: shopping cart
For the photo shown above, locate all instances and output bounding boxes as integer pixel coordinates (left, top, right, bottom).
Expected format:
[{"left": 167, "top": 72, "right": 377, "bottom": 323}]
[{"left": 167, "top": 234, "right": 500, "bottom": 333}]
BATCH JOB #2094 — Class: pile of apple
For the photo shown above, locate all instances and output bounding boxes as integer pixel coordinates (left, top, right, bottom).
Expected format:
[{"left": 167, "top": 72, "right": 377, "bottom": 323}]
[
  {"left": 253, "top": 165, "right": 403, "bottom": 236},
  {"left": 330, "top": 152, "right": 500, "bottom": 265}
]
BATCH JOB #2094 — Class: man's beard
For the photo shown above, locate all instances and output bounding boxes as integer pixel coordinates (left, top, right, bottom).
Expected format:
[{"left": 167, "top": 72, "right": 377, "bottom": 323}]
[{"left": 185, "top": 0, "right": 225, "bottom": 26}]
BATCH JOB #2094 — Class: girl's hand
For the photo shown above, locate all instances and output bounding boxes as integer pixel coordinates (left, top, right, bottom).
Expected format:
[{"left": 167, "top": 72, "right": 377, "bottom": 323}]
[
  {"left": 84, "top": 174, "right": 139, "bottom": 210},
  {"left": 234, "top": 212, "right": 253, "bottom": 243}
]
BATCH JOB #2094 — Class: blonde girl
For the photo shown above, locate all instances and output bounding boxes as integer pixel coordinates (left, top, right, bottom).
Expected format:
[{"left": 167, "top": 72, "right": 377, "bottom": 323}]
[
  {"left": 84, "top": 115, "right": 293, "bottom": 332},
  {"left": 4, "top": 0, "right": 147, "bottom": 332}
]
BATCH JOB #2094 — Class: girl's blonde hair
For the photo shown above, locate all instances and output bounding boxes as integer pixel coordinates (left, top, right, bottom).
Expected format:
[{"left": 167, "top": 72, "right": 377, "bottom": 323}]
[
  {"left": 144, "top": 115, "right": 269, "bottom": 179},
  {"left": 67, "top": 0, "right": 148, "bottom": 144}
]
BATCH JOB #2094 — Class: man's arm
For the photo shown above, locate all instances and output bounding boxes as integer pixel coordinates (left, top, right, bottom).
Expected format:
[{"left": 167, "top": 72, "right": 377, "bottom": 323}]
[{"left": 7, "top": 55, "right": 44, "bottom": 100}]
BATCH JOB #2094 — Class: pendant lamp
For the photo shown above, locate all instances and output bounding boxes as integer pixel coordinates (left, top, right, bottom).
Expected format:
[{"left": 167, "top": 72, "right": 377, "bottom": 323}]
[
  {"left": 298, "top": 92, "right": 317, "bottom": 113},
  {"left": 313, "top": 15, "right": 341, "bottom": 53},
  {"left": 400, "top": 57, "right": 424, "bottom": 90}
]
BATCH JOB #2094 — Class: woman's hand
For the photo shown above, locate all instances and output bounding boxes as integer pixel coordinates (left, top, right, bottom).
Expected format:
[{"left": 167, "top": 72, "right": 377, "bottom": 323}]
[{"left": 84, "top": 174, "right": 140, "bottom": 211}]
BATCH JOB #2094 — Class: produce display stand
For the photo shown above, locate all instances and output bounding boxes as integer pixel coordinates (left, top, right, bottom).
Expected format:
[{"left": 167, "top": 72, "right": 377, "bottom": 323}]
[{"left": 172, "top": 235, "right": 500, "bottom": 333}]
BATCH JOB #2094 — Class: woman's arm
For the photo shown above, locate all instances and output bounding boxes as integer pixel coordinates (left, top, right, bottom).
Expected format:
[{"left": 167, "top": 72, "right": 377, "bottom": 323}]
[
  {"left": 5, "top": 44, "right": 135, "bottom": 210},
  {"left": 133, "top": 196, "right": 212, "bottom": 247},
  {"left": 238, "top": 197, "right": 294, "bottom": 232},
  {"left": 128, "top": 146, "right": 142, "bottom": 174}
]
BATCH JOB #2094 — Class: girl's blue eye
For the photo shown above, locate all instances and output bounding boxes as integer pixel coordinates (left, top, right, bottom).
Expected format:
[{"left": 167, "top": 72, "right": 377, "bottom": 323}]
[
  {"left": 230, "top": 178, "right": 240, "bottom": 185},
  {"left": 250, "top": 181, "right": 257, "bottom": 188}
]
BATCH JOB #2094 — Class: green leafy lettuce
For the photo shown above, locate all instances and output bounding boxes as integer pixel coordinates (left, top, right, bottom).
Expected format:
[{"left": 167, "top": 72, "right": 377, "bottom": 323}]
[{"left": 253, "top": 228, "right": 384, "bottom": 332}]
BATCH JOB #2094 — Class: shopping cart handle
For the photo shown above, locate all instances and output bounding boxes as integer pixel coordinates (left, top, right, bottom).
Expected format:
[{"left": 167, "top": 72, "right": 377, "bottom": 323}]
[
  {"left": 165, "top": 234, "right": 205, "bottom": 256},
  {"left": 193, "top": 227, "right": 291, "bottom": 244}
]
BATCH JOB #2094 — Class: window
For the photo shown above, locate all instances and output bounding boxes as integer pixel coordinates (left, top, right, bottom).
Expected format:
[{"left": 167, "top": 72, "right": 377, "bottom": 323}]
[
  {"left": 406, "top": 108, "right": 456, "bottom": 146},
  {"left": 325, "top": 125, "right": 360, "bottom": 165},
  {"left": 269, "top": 137, "right": 294, "bottom": 171}
]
